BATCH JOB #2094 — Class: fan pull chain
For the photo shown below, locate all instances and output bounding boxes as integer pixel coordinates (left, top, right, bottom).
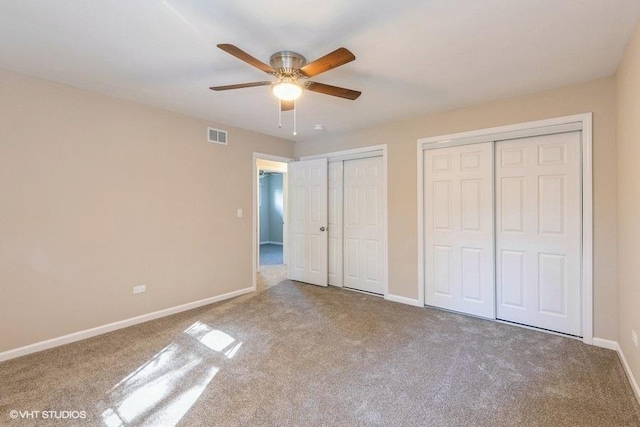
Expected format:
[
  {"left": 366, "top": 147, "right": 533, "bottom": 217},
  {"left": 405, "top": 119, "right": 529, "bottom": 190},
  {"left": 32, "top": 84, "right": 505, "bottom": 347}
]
[
  {"left": 278, "top": 100, "right": 282, "bottom": 128},
  {"left": 293, "top": 101, "right": 297, "bottom": 136}
]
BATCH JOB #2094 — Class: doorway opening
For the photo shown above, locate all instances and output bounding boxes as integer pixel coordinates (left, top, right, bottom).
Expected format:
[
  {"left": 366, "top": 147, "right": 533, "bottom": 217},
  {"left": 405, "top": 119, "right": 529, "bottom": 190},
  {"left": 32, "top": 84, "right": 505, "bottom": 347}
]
[
  {"left": 259, "top": 171, "right": 284, "bottom": 266},
  {"left": 254, "top": 155, "right": 291, "bottom": 291}
]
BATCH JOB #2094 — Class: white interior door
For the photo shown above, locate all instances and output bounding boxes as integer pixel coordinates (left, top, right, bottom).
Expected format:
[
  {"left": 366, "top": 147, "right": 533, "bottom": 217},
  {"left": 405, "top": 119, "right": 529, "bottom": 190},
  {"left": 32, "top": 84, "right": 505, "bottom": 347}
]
[
  {"left": 424, "top": 142, "right": 495, "bottom": 318},
  {"left": 328, "top": 162, "right": 343, "bottom": 287},
  {"left": 343, "top": 157, "right": 385, "bottom": 294},
  {"left": 496, "top": 132, "right": 582, "bottom": 336},
  {"left": 288, "top": 158, "right": 328, "bottom": 286}
]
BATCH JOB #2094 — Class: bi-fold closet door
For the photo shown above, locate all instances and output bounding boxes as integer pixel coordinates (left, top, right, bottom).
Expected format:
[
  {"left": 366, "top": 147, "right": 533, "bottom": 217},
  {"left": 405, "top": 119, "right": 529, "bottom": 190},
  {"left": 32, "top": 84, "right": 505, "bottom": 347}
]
[{"left": 424, "top": 131, "right": 582, "bottom": 336}]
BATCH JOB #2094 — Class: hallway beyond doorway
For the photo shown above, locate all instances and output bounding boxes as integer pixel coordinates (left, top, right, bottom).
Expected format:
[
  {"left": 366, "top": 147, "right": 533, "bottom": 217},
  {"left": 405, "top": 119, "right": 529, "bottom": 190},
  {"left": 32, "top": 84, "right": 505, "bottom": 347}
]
[{"left": 260, "top": 243, "right": 283, "bottom": 266}]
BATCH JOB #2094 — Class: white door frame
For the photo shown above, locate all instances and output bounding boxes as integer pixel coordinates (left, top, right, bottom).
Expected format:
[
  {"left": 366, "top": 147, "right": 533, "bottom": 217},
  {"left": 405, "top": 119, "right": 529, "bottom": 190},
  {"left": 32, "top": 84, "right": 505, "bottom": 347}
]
[
  {"left": 328, "top": 161, "right": 344, "bottom": 287},
  {"left": 416, "top": 113, "right": 593, "bottom": 344},
  {"left": 301, "top": 144, "right": 389, "bottom": 297},
  {"left": 253, "top": 153, "right": 294, "bottom": 290}
]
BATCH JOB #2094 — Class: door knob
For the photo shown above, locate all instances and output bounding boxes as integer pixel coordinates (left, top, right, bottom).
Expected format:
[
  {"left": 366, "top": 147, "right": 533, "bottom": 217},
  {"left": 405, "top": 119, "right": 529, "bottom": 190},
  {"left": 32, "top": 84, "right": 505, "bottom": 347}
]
[{"left": 320, "top": 226, "right": 326, "bottom": 232}]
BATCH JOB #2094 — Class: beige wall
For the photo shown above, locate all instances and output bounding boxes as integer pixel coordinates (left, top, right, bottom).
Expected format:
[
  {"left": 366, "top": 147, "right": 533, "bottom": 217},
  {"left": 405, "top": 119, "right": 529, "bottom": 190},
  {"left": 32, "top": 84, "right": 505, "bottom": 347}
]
[
  {"left": 0, "top": 69, "right": 294, "bottom": 352},
  {"left": 0, "top": 64, "right": 625, "bottom": 355},
  {"left": 616, "top": 21, "right": 640, "bottom": 391},
  {"left": 296, "top": 78, "right": 618, "bottom": 341}
]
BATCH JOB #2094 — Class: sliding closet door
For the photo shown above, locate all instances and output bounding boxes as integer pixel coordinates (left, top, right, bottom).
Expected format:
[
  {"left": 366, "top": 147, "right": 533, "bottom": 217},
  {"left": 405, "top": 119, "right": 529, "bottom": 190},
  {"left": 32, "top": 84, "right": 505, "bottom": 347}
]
[
  {"left": 424, "top": 142, "right": 495, "bottom": 318},
  {"left": 496, "top": 132, "right": 582, "bottom": 336},
  {"left": 343, "top": 156, "right": 385, "bottom": 294}
]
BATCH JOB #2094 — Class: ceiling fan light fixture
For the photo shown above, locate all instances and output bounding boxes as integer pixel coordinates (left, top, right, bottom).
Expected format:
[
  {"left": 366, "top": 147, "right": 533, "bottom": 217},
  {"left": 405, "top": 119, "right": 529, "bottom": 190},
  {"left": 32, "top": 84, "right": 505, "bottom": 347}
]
[{"left": 272, "top": 78, "right": 302, "bottom": 101}]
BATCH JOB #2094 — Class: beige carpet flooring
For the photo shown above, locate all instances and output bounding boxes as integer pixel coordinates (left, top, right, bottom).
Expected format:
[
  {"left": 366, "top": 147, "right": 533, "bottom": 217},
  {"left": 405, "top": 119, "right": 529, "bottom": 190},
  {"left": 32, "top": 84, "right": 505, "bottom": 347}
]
[
  {"left": 256, "top": 264, "right": 288, "bottom": 292},
  {"left": 1, "top": 276, "right": 639, "bottom": 426}
]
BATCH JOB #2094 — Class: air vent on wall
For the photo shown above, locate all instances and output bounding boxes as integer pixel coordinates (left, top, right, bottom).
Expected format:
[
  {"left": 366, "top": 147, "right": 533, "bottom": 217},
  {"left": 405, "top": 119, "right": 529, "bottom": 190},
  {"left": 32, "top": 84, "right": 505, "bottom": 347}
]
[{"left": 207, "top": 127, "right": 228, "bottom": 145}]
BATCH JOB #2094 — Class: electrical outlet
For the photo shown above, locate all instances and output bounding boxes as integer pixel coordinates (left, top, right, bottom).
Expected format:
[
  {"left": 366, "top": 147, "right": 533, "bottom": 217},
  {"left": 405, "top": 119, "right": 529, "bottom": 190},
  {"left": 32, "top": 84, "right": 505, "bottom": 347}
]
[
  {"left": 632, "top": 330, "right": 638, "bottom": 347},
  {"left": 133, "top": 285, "right": 146, "bottom": 294}
]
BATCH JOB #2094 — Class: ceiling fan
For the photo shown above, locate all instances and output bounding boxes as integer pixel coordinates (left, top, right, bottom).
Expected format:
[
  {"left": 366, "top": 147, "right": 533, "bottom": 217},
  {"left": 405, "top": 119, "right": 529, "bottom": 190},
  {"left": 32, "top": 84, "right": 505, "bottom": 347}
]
[{"left": 210, "top": 44, "right": 361, "bottom": 112}]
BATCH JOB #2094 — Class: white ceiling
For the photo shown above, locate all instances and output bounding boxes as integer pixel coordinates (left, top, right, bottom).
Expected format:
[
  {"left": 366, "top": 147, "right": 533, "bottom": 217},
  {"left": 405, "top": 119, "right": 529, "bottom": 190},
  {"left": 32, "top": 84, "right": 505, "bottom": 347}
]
[{"left": 1, "top": 1, "right": 639, "bottom": 141}]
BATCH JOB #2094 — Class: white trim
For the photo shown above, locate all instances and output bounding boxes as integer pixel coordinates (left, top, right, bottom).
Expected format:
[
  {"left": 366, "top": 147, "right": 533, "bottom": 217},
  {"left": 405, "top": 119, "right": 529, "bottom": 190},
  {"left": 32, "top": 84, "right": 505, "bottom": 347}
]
[
  {"left": 417, "top": 114, "right": 590, "bottom": 147},
  {"left": 282, "top": 172, "right": 288, "bottom": 266},
  {"left": 385, "top": 294, "right": 423, "bottom": 307},
  {"left": 416, "top": 113, "right": 594, "bottom": 344},
  {"left": 326, "top": 150, "right": 383, "bottom": 162},
  {"left": 327, "top": 161, "right": 344, "bottom": 287},
  {"left": 420, "top": 123, "right": 582, "bottom": 150},
  {"left": 253, "top": 153, "right": 294, "bottom": 289},
  {"left": 300, "top": 144, "right": 387, "bottom": 161},
  {"left": 581, "top": 117, "right": 594, "bottom": 345},
  {"left": 618, "top": 344, "right": 640, "bottom": 404},
  {"left": 301, "top": 145, "right": 389, "bottom": 298},
  {"left": 592, "top": 337, "right": 619, "bottom": 351},
  {"left": 591, "top": 339, "right": 640, "bottom": 404},
  {"left": 382, "top": 147, "right": 389, "bottom": 299},
  {"left": 417, "top": 140, "right": 425, "bottom": 308},
  {"left": 0, "top": 286, "right": 253, "bottom": 363}
]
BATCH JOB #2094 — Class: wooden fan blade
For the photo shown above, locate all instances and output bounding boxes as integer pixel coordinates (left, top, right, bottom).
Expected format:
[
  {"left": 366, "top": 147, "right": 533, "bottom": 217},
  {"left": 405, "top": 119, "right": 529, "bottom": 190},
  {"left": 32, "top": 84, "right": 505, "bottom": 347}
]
[
  {"left": 217, "top": 44, "right": 275, "bottom": 74},
  {"left": 281, "top": 100, "right": 294, "bottom": 111},
  {"left": 306, "top": 82, "right": 361, "bottom": 100},
  {"left": 209, "top": 81, "right": 272, "bottom": 91},
  {"left": 299, "top": 48, "right": 355, "bottom": 78}
]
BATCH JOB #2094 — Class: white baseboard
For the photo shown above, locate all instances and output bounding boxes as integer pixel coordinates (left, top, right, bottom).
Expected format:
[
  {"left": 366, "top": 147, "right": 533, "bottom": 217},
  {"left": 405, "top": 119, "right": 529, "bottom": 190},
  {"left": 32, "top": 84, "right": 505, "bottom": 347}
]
[
  {"left": 592, "top": 337, "right": 619, "bottom": 351},
  {"left": 385, "top": 293, "right": 424, "bottom": 307},
  {"left": 260, "top": 241, "right": 283, "bottom": 246},
  {"left": 617, "top": 344, "right": 640, "bottom": 404},
  {"left": 0, "top": 286, "right": 254, "bottom": 363},
  {"left": 592, "top": 338, "right": 640, "bottom": 404}
]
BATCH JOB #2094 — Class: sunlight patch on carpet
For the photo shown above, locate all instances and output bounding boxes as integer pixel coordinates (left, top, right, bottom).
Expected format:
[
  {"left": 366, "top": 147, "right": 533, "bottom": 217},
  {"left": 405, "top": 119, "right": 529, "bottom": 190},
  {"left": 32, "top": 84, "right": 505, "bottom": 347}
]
[
  {"left": 184, "top": 321, "right": 243, "bottom": 358},
  {"left": 98, "top": 342, "right": 219, "bottom": 427}
]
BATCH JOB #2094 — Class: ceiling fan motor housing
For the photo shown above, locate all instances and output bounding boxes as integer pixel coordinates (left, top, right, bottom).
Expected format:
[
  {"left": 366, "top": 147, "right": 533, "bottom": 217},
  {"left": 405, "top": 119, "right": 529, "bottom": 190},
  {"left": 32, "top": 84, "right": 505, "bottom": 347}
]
[{"left": 269, "top": 51, "right": 306, "bottom": 73}]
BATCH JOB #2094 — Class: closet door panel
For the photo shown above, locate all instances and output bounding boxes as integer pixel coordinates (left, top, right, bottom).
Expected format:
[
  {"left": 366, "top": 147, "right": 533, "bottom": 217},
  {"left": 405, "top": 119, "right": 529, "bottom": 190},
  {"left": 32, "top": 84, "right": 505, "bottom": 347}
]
[
  {"left": 343, "top": 157, "right": 385, "bottom": 294},
  {"left": 496, "top": 131, "right": 581, "bottom": 336},
  {"left": 424, "top": 142, "right": 494, "bottom": 318}
]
